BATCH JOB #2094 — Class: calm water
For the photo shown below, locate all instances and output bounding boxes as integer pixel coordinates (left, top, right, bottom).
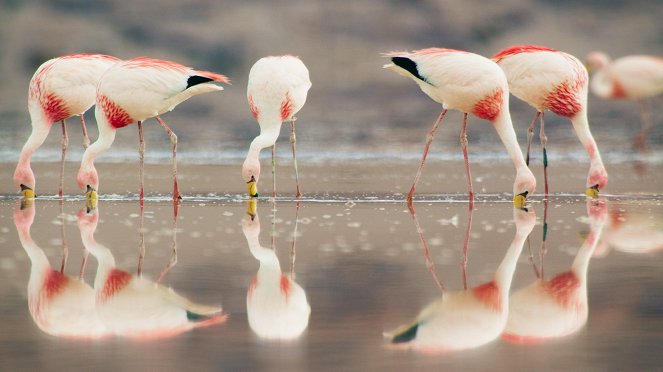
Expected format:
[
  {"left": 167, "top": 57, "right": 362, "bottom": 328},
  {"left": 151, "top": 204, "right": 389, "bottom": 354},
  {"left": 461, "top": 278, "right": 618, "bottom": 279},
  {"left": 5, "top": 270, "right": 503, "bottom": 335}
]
[{"left": 0, "top": 191, "right": 661, "bottom": 371}]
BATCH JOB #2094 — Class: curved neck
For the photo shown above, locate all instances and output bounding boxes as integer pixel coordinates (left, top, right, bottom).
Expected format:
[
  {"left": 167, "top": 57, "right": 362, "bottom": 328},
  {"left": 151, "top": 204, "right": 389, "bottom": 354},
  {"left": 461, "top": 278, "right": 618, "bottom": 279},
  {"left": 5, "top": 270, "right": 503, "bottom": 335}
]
[
  {"left": 492, "top": 111, "right": 529, "bottom": 172},
  {"left": 572, "top": 209, "right": 606, "bottom": 278},
  {"left": 589, "top": 70, "right": 614, "bottom": 99},
  {"left": 18, "top": 115, "right": 52, "bottom": 168},
  {"left": 79, "top": 111, "right": 116, "bottom": 188},
  {"left": 246, "top": 123, "right": 281, "bottom": 163},
  {"left": 79, "top": 224, "right": 116, "bottom": 288},
  {"left": 494, "top": 218, "right": 533, "bottom": 294},
  {"left": 570, "top": 111, "right": 605, "bottom": 171}
]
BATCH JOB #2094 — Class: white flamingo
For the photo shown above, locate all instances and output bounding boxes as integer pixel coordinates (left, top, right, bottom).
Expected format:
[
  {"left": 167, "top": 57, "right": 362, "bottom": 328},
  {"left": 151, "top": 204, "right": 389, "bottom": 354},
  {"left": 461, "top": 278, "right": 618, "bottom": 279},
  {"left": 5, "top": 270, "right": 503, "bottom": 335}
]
[
  {"left": 493, "top": 45, "right": 608, "bottom": 197},
  {"left": 76, "top": 57, "right": 229, "bottom": 202},
  {"left": 383, "top": 48, "right": 536, "bottom": 209},
  {"left": 586, "top": 51, "right": 663, "bottom": 149},
  {"left": 243, "top": 55, "right": 312, "bottom": 198},
  {"left": 14, "top": 54, "right": 120, "bottom": 198},
  {"left": 77, "top": 208, "right": 226, "bottom": 339}
]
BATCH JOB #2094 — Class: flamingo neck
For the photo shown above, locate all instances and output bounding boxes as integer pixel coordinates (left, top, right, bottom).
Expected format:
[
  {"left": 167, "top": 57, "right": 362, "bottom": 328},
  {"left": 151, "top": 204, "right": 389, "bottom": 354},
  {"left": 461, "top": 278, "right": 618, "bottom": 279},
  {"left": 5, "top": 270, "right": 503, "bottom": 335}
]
[
  {"left": 570, "top": 111, "right": 605, "bottom": 175},
  {"left": 571, "top": 211, "right": 606, "bottom": 278},
  {"left": 493, "top": 226, "right": 529, "bottom": 298},
  {"left": 492, "top": 111, "right": 528, "bottom": 171},
  {"left": 589, "top": 69, "right": 615, "bottom": 99},
  {"left": 78, "top": 111, "right": 117, "bottom": 189},
  {"left": 246, "top": 123, "right": 281, "bottom": 163},
  {"left": 15, "top": 113, "right": 52, "bottom": 187}
]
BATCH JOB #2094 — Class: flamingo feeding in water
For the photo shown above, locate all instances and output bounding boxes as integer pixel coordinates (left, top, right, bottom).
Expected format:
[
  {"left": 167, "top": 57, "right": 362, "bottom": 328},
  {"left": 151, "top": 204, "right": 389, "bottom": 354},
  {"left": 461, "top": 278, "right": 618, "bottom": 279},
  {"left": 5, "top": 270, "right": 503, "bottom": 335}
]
[
  {"left": 244, "top": 55, "right": 311, "bottom": 198},
  {"left": 76, "top": 57, "right": 229, "bottom": 202},
  {"left": 493, "top": 45, "right": 608, "bottom": 197},
  {"left": 14, "top": 54, "right": 120, "bottom": 198},
  {"left": 585, "top": 51, "right": 663, "bottom": 149},
  {"left": 383, "top": 48, "right": 536, "bottom": 209}
]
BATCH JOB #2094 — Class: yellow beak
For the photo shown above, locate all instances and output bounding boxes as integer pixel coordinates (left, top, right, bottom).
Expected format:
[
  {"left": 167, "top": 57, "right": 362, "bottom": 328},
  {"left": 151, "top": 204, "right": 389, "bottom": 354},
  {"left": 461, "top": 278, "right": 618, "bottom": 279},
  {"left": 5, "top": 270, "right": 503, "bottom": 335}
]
[
  {"left": 85, "top": 185, "right": 98, "bottom": 200},
  {"left": 246, "top": 198, "right": 257, "bottom": 219},
  {"left": 20, "top": 184, "right": 35, "bottom": 199},
  {"left": 513, "top": 191, "right": 528, "bottom": 210},
  {"left": 585, "top": 184, "right": 600, "bottom": 198},
  {"left": 247, "top": 178, "right": 258, "bottom": 198}
]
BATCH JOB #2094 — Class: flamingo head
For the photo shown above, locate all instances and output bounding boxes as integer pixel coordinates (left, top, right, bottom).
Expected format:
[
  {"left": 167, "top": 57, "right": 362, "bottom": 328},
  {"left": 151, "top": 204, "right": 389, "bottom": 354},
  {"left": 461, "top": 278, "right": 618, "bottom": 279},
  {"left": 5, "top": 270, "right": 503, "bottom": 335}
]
[
  {"left": 242, "top": 157, "right": 261, "bottom": 198},
  {"left": 513, "top": 206, "right": 537, "bottom": 237},
  {"left": 13, "top": 166, "right": 36, "bottom": 198},
  {"left": 585, "top": 51, "right": 610, "bottom": 73},
  {"left": 13, "top": 201, "right": 36, "bottom": 232},
  {"left": 585, "top": 165, "right": 608, "bottom": 198},
  {"left": 77, "top": 164, "right": 99, "bottom": 201},
  {"left": 513, "top": 166, "right": 537, "bottom": 210}
]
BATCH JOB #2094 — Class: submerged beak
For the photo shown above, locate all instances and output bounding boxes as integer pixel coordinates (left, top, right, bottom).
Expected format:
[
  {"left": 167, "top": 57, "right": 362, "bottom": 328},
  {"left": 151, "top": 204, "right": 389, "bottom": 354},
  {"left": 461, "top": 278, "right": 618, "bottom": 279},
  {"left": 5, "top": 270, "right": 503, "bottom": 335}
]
[
  {"left": 247, "top": 176, "right": 258, "bottom": 198},
  {"left": 85, "top": 185, "right": 98, "bottom": 201},
  {"left": 246, "top": 198, "right": 257, "bottom": 220},
  {"left": 585, "top": 184, "right": 600, "bottom": 198},
  {"left": 513, "top": 191, "right": 529, "bottom": 210},
  {"left": 20, "top": 184, "right": 35, "bottom": 199}
]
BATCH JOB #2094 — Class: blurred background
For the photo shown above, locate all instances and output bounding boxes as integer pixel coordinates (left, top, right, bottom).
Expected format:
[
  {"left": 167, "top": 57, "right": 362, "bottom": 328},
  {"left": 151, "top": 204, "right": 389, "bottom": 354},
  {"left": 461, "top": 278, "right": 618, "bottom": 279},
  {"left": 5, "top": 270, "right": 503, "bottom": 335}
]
[{"left": 0, "top": 0, "right": 662, "bottom": 165}]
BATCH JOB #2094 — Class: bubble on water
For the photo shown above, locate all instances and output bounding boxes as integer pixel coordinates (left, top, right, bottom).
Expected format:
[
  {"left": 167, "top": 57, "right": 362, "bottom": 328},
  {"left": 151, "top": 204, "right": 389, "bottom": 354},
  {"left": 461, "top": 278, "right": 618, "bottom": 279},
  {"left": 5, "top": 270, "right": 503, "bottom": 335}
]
[
  {"left": 190, "top": 231, "right": 203, "bottom": 238},
  {"left": 299, "top": 217, "right": 311, "bottom": 225},
  {"left": 336, "top": 213, "right": 344, "bottom": 217},
  {"left": 347, "top": 222, "right": 361, "bottom": 228},
  {"left": 322, "top": 214, "right": 332, "bottom": 219},
  {"left": 51, "top": 219, "right": 63, "bottom": 226},
  {"left": 223, "top": 211, "right": 234, "bottom": 217},
  {"left": 48, "top": 238, "right": 62, "bottom": 246},
  {"left": 129, "top": 213, "right": 140, "bottom": 218},
  {"left": 429, "top": 237, "right": 443, "bottom": 246},
  {"left": 483, "top": 224, "right": 494, "bottom": 231},
  {"left": 496, "top": 227, "right": 507, "bottom": 233},
  {"left": 345, "top": 201, "right": 356, "bottom": 208}
]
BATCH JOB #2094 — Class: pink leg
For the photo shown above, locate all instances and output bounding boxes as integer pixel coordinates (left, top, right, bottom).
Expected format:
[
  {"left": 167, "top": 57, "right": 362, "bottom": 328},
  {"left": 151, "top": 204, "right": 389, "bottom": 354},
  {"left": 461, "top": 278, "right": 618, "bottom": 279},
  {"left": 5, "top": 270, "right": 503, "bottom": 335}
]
[
  {"left": 539, "top": 112, "right": 549, "bottom": 196},
  {"left": 290, "top": 200, "right": 302, "bottom": 278},
  {"left": 407, "top": 110, "right": 447, "bottom": 206},
  {"left": 137, "top": 121, "right": 145, "bottom": 205},
  {"left": 137, "top": 203, "right": 145, "bottom": 277},
  {"left": 157, "top": 203, "right": 179, "bottom": 283},
  {"left": 539, "top": 197, "right": 549, "bottom": 279},
  {"left": 525, "top": 112, "right": 541, "bottom": 166},
  {"left": 80, "top": 115, "right": 90, "bottom": 149},
  {"left": 59, "top": 199, "right": 68, "bottom": 273},
  {"left": 290, "top": 119, "right": 302, "bottom": 199},
  {"left": 460, "top": 113, "right": 474, "bottom": 209},
  {"left": 271, "top": 144, "right": 277, "bottom": 199},
  {"left": 408, "top": 205, "right": 445, "bottom": 293},
  {"left": 634, "top": 99, "right": 652, "bottom": 151},
  {"left": 59, "top": 120, "right": 69, "bottom": 198},
  {"left": 155, "top": 116, "right": 181, "bottom": 201}
]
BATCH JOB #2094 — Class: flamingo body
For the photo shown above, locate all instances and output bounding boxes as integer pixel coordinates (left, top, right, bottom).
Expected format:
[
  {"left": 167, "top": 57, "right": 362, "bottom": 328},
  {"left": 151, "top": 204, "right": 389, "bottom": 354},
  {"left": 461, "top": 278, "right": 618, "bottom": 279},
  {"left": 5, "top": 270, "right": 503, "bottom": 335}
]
[
  {"left": 493, "top": 45, "right": 608, "bottom": 192},
  {"left": 243, "top": 55, "right": 311, "bottom": 196},
  {"left": 14, "top": 54, "right": 120, "bottom": 193},
  {"left": 77, "top": 57, "right": 229, "bottom": 194},
  {"left": 384, "top": 48, "right": 536, "bottom": 202},
  {"left": 586, "top": 52, "right": 663, "bottom": 100}
]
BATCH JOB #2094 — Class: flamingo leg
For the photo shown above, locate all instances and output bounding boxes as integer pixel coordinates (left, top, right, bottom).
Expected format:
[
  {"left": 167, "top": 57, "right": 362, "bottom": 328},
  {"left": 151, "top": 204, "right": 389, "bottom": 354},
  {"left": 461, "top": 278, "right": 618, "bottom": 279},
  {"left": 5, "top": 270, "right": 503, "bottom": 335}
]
[
  {"left": 157, "top": 202, "right": 179, "bottom": 283},
  {"left": 540, "top": 197, "right": 549, "bottom": 279},
  {"left": 539, "top": 112, "right": 549, "bottom": 196},
  {"left": 271, "top": 144, "right": 277, "bottom": 199},
  {"left": 155, "top": 116, "right": 181, "bottom": 201},
  {"left": 137, "top": 121, "right": 145, "bottom": 205},
  {"left": 460, "top": 113, "right": 474, "bottom": 209},
  {"left": 290, "top": 118, "right": 302, "bottom": 199},
  {"left": 80, "top": 115, "right": 90, "bottom": 149},
  {"left": 59, "top": 199, "right": 68, "bottom": 273},
  {"left": 408, "top": 205, "right": 445, "bottom": 293},
  {"left": 137, "top": 203, "right": 145, "bottom": 277},
  {"left": 407, "top": 109, "right": 447, "bottom": 206},
  {"left": 525, "top": 112, "right": 541, "bottom": 166},
  {"left": 634, "top": 99, "right": 652, "bottom": 151},
  {"left": 59, "top": 120, "right": 69, "bottom": 198},
  {"left": 290, "top": 200, "right": 301, "bottom": 279}
]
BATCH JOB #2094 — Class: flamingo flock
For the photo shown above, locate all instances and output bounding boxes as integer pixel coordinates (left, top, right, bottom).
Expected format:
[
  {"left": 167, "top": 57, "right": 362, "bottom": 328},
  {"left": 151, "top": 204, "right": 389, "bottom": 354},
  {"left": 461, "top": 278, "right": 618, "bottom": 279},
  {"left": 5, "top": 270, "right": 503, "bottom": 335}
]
[{"left": 15, "top": 44, "right": 655, "bottom": 206}]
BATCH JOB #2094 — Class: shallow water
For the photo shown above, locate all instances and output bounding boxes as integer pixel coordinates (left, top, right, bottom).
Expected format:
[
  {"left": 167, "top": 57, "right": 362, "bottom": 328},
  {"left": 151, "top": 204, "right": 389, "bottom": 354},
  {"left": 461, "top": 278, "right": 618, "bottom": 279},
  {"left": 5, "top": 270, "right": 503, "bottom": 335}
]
[{"left": 1, "top": 172, "right": 662, "bottom": 371}]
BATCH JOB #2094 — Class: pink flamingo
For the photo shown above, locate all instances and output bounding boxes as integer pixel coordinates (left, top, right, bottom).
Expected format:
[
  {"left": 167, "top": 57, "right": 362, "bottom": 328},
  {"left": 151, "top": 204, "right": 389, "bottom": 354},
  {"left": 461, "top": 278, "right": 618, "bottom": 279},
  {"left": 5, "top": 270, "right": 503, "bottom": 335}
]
[
  {"left": 594, "top": 208, "right": 663, "bottom": 256},
  {"left": 502, "top": 198, "right": 607, "bottom": 343},
  {"left": 493, "top": 45, "right": 608, "bottom": 197},
  {"left": 76, "top": 57, "right": 229, "bottom": 202},
  {"left": 383, "top": 48, "right": 536, "bottom": 209},
  {"left": 77, "top": 208, "right": 226, "bottom": 339},
  {"left": 244, "top": 55, "right": 311, "bottom": 198},
  {"left": 14, "top": 202, "right": 108, "bottom": 339},
  {"left": 586, "top": 51, "right": 663, "bottom": 149},
  {"left": 14, "top": 54, "right": 120, "bottom": 198},
  {"left": 385, "top": 208, "right": 536, "bottom": 352},
  {"left": 242, "top": 201, "right": 310, "bottom": 340}
]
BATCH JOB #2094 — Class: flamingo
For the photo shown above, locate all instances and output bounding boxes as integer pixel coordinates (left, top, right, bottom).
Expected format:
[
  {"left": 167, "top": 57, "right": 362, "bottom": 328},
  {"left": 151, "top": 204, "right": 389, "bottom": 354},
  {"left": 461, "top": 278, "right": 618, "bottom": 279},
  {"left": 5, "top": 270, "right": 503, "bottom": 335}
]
[
  {"left": 385, "top": 207, "right": 536, "bottom": 352},
  {"left": 76, "top": 57, "right": 229, "bottom": 202},
  {"left": 244, "top": 55, "right": 312, "bottom": 198},
  {"left": 383, "top": 48, "right": 536, "bottom": 209},
  {"left": 77, "top": 207, "right": 227, "bottom": 339},
  {"left": 493, "top": 45, "right": 608, "bottom": 197},
  {"left": 585, "top": 51, "right": 663, "bottom": 149},
  {"left": 594, "top": 208, "right": 663, "bottom": 256},
  {"left": 502, "top": 198, "right": 607, "bottom": 343},
  {"left": 14, "top": 54, "right": 120, "bottom": 198},
  {"left": 14, "top": 201, "right": 108, "bottom": 339},
  {"left": 242, "top": 200, "right": 310, "bottom": 340}
]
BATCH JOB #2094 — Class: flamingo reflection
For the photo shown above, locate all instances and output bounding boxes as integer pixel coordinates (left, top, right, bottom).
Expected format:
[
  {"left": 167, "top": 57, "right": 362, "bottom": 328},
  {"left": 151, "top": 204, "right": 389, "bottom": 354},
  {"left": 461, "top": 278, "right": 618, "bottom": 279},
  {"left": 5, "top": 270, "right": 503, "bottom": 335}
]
[
  {"left": 243, "top": 200, "right": 310, "bottom": 340},
  {"left": 14, "top": 200, "right": 108, "bottom": 339},
  {"left": 502, "top": 199, "right": 607, "bottom": 343},
  {"left": 594, "top": 207, "right": 663, "bottom": 256},
  {"left": 386, "top": 206, "right": 536, "bottom": 352},
  {"left": 77, "top": 205, "right": 226, "bottom": 339}
]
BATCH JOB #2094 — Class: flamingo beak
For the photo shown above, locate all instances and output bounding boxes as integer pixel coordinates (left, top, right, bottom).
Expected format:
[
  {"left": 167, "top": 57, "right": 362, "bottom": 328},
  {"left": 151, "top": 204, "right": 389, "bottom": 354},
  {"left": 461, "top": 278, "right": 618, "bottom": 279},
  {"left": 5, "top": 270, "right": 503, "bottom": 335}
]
[
  {"left": 85, "top": 185, "right": 98, "bottom": 202},
  {"left": 247, "top": 176, "right": 258, "bottom": 198},
  {"left": 20, "top": 184, "right": 35, "bottom": 199},
  {"left": 585, "top": 184, "right": 600, "bottom": 198},
  {"left": 513, "top": 191, "right": 528, "bottom": 210},
  {"left": 20, "top": 198, "right": 34, "bottom": 210},
  {"left": 246, "top": 198, "right": 257, "bottom": 220}
]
